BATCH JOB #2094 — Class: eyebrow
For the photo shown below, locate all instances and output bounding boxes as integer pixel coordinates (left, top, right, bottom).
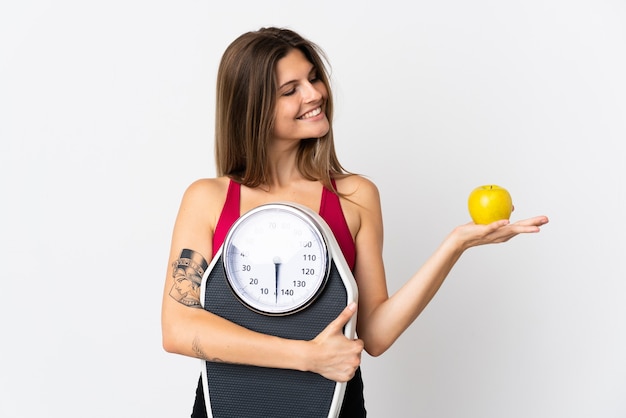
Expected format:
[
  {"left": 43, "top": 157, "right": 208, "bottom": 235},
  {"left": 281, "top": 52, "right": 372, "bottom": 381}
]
[{"left": 278, "top": 65, "right": 317, "bottom": 90}]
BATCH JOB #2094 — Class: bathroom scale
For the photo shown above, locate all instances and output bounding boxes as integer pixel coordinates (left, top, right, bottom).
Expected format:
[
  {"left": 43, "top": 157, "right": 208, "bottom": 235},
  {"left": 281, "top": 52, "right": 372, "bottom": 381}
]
[{"left": 200, "top": 202, "right": 358, "bottom": 418}]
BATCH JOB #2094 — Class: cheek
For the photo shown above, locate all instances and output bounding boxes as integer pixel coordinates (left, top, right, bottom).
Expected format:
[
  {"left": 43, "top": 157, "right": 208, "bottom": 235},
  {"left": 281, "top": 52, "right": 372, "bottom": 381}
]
[
  {"left": 270, "top": 117, "right": 288, "bottom": 138},
  {"left": 318, "top": 84, "right": 329, "bottom": 99},
  {"left": 273, "top": 104, "right": 298, "bottom": 128},
  {"left": 313, "top": 81, "right": 329, "bottom": 102}
]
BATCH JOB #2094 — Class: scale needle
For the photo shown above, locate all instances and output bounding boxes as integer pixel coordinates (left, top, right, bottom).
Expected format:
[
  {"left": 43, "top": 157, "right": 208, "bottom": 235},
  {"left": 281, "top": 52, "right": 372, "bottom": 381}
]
[{"left": 273, "top": 256, "right": 281, "bottom": 304}]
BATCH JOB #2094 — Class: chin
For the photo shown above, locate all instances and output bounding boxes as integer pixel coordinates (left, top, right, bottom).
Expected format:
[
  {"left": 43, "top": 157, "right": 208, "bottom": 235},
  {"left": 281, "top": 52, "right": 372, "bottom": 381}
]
[{"left": 312, "top": 120, "right": 330, "bottom": 137}]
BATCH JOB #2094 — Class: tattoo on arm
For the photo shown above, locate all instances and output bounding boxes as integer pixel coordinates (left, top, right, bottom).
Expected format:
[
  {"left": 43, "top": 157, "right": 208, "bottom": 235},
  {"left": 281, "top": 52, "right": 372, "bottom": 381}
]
[
  {"left": 193, "top": 336, "right": 248, "bottom": 365},
  {"left": 169, "top": 248, "right": 208, "bottom": 308},
  {"left": 192, "top": 336, "right": 223, "bottom": 363}
]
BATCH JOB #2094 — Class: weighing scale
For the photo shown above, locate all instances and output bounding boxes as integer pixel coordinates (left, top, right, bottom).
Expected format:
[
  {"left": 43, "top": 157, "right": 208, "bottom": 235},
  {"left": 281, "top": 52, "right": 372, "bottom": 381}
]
[{"left": 200, "top": 202, "right": 358, "bottom": 418}]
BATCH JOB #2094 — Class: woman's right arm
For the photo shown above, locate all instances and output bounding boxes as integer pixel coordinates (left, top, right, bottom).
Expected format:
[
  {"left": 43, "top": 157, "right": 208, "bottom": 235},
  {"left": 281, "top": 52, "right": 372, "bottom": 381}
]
[{"left": 160, "top": 179, "right": 362, "bottom": 382}]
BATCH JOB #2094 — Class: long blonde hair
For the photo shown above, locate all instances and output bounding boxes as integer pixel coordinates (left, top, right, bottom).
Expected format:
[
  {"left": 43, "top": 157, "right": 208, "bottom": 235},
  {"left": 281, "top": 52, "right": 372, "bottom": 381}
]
[{"left": 214, "top": 27, "right": 349, "bottom": 192}]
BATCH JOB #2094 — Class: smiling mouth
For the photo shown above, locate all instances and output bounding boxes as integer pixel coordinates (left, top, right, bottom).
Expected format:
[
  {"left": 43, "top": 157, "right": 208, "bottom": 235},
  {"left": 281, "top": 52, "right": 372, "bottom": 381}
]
[{"left": 298, "top": 107, "right": 322, "bottom": 120}]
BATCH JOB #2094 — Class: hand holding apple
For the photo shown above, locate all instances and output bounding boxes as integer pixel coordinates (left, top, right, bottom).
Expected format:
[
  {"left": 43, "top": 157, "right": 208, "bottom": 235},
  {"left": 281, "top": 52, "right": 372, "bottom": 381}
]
[{"left": 468, "top": 185, "right": 513, "bottom": 225}]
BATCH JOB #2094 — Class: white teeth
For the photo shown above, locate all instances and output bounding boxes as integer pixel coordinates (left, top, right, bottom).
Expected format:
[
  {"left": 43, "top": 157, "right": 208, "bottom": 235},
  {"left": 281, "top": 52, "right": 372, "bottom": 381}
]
[{"left": 299, "top": 107, "right": 321, "bottom": 119}]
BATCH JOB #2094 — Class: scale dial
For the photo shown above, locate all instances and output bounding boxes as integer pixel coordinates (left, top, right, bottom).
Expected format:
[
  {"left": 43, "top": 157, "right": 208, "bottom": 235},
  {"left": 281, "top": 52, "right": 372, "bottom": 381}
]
[{"left": 222, "top": 203, "right": 330, "bottom": 315}]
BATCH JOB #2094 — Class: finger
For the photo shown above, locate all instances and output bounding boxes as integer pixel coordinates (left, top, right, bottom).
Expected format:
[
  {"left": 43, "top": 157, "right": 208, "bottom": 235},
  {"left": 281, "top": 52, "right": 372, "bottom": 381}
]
[
  {"left": 484, "top": 219, "right": 509, "bottom": 230},
  {"left": 513, "top": 215, "right": 549, "bottom": 227},
  {"left": 327, "top": 302, "right": 357, "bottom": 332}
]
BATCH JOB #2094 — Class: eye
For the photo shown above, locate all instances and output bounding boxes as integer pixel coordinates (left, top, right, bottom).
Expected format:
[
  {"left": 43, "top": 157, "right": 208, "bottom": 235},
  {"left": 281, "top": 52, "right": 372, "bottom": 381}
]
[{"left": 282, "top": 88, "right": 296, "bottom": 97}]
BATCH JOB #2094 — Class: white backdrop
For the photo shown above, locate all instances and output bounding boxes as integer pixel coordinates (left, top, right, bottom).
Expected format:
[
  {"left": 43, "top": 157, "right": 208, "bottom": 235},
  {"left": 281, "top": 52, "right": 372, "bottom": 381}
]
[{"left": 1, "top": 1, "right": 625, "bottom": 417}]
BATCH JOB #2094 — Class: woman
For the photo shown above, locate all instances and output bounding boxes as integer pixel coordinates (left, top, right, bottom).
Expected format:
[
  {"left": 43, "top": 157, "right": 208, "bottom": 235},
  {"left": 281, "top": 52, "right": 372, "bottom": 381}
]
[{"left": 161, "top": 27, "right": 549, "bottom": 417}]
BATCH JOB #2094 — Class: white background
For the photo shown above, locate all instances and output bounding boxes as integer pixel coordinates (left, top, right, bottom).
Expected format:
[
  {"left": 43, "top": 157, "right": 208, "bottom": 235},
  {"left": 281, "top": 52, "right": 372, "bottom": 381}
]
[{"left": 1, "top": 1, "right": 625, "bottom": 417}]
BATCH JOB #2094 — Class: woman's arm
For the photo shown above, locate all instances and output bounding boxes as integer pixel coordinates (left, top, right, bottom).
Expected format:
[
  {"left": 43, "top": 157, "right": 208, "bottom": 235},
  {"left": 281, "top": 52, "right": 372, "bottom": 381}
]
[
  {"left": 160, "top": 178, "right": 363, "bottom": 382},
  {"left": 342, "top": 176, "right": 549, "bottom": 357}
]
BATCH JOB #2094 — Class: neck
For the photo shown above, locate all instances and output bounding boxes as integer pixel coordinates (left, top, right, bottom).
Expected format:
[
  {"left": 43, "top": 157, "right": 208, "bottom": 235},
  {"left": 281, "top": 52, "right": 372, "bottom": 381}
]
[{"left": 263, "top": 141, "right": 304, "bottom": 190}]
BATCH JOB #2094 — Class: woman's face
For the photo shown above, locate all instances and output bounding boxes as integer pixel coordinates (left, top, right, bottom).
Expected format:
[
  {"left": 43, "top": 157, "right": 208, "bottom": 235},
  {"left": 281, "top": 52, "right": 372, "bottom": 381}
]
[{"left": 272, "top": 48, "right": 329, "bottom": 144}]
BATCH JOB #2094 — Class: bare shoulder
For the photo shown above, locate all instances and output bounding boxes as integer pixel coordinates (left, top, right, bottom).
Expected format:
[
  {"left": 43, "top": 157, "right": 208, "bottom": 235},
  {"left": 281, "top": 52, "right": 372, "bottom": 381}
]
[
  {"left": 182, "top": 177, "right": 229, "bottom": 202},
  {"left": 335, "top": 174, "right": 381, "bottom": 208},
  {"left": 334, "top": 174, "right": 382, "bottom": 239},
  {"left": 178, "top": 176, "right": 231, "bottom": 230}
]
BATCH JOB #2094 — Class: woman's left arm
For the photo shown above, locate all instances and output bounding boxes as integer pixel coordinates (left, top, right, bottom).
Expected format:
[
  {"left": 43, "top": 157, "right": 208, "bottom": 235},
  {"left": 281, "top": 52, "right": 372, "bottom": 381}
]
[{"left": 348, "top": 177, "right": 549, "bottom": 357}]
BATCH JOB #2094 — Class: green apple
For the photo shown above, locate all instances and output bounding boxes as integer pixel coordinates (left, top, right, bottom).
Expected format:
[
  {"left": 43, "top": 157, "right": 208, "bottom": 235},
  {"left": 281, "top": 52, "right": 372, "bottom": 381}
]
[{"left": 468, "top": 185, "right": 513, "bottom": 224}]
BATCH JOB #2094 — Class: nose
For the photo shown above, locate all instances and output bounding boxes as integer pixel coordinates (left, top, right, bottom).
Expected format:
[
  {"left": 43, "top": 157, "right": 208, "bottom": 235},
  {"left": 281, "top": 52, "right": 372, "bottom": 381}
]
[{"left": 302, "top": 80, "right": 323, "bottom": 103}]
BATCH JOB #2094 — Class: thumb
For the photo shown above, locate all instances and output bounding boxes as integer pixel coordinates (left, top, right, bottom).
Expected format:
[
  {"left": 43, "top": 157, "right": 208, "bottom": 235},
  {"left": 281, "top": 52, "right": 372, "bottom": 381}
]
[{"left": 328, "top": 302, "right": 357, "bottom": 332}]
